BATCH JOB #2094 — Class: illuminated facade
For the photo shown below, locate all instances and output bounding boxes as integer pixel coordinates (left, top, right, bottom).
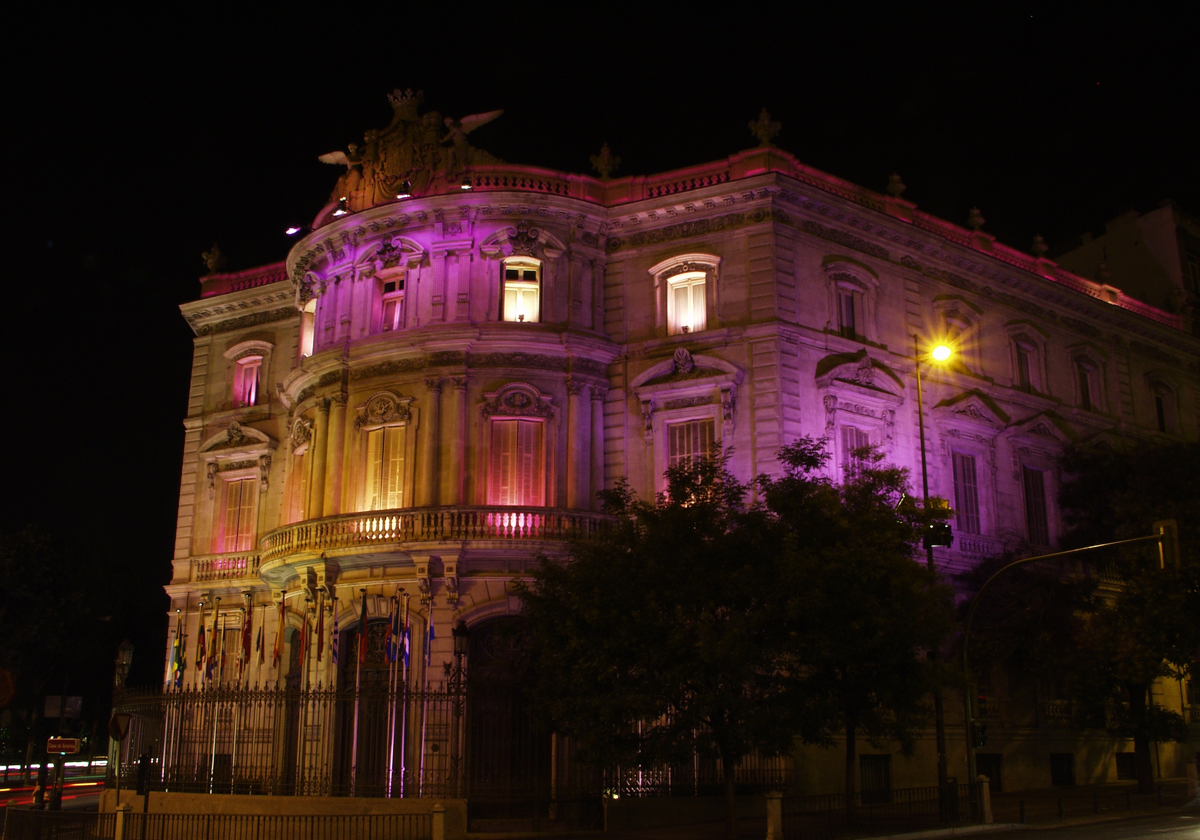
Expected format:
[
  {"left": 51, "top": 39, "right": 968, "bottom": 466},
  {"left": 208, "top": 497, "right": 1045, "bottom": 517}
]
[{"left": 165, "top": 92, "right": 1200, "bottom": 796}]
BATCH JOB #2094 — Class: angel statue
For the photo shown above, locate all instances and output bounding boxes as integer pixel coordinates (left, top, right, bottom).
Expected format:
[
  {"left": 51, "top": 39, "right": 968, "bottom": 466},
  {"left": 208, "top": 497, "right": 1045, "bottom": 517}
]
[
  {"left": 442, "top": 109, "right": 503, "bottom": 180},
  {"left": 318, "top": 142, "right": 364, "bottom": 201}
]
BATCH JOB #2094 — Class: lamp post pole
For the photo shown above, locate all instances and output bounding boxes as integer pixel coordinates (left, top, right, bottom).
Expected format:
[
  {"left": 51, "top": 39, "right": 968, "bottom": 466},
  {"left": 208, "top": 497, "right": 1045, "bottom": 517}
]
[{"left": 914, "top": 335, "right": 950, "bottom": 810}]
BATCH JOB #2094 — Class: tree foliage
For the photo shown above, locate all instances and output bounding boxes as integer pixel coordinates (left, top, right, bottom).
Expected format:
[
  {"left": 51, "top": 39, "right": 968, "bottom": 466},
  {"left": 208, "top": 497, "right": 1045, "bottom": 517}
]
[{"left": 517, "top": 438, "right": 956, "bottom": 829}]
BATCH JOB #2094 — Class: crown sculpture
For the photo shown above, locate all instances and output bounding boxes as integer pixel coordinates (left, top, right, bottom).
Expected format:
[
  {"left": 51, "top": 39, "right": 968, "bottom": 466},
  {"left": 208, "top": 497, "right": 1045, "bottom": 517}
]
[{"left": 319, "top": 89, "right": 504, "bottom": 212}]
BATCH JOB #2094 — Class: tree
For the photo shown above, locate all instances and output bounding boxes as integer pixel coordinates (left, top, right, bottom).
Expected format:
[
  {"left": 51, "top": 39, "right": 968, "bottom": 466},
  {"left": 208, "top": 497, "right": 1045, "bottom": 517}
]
[
  {"left": 1056, "top": 440, "right": 1200, "bottom": 792},
  {"left": 760, "top": 440, "right": 956, "bottom": 803},
  {"left": 516, "top": 452, "right": 793, "bottom": 840}
]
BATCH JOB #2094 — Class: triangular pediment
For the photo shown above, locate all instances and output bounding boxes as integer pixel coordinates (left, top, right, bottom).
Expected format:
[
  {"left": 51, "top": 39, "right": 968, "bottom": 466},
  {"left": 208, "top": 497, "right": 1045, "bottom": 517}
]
[
  {"left": 1008, "top": 411, "right": 1077, "bottom": 444},
  {"left": 632, "top": 348, "right": 742, "bottom": 391},
  {"left": 814, "top": 350, "right": 904, "bottom": 401},
  {"left": 199, "top": 420, "right": 276, "bottom": 455},
  {"left": 933, "top": 390, "right": 1009, "bottom": 430}
]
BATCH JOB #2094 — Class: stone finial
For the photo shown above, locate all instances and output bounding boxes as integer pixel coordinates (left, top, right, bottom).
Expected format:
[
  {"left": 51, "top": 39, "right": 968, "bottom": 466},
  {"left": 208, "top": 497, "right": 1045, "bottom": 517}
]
[
  {"left": 967, "top": 207, "right": 986, "bottom": 231},
  {"left": 202, "top": 243, "right": 227, "bottom": 275},
  {"left": 1032, "top": 234, "right": 1048, "bottom": 258},
  {"left": 887, "top": 173, "right": 907, "bottom": 198},
  {"left": 749, "top": 108, "right": 782, "bottom": 147},
  {"left": 590, "top": 143, "right": 621, "bottom": 180}
]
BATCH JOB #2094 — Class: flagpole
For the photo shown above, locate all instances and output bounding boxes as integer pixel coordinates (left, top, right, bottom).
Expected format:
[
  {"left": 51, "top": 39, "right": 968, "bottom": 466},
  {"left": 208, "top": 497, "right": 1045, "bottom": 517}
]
[
  {"left": 385, "top": 590, "right": 400, "bottom": 797},
  {"left": 399, "top": 591, "right": 410, "bottom": 797},
  {"left": 419, "top": 607, "right": 433, "bottom": 797},
  {"left": 350, "top": 588, "right": 367, "bottom": 797},
  {"left": 208, "top": 598, "right": 223, "bottom": 792}
]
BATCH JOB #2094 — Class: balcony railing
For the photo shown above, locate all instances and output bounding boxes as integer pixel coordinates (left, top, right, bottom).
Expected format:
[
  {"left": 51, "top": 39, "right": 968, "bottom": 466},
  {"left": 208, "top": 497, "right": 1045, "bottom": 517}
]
[
  {"left": 956, "top": 534, "right": 1005, "bottom": 562},
  {"left": 261, "top": 506, "right": 612, "bottom": 564},
  {"left": 191, "top": 551, "right": 261, "bottom": 582}
]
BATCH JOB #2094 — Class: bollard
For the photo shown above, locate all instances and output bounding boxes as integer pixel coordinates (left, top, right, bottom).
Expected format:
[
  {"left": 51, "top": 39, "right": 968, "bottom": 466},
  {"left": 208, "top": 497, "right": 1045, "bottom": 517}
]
[
  {"left": 432, "top": 803, "right": 446, "bottom": 840},
  {"left": 1019, "top": 800, "right": 1025, "bottom": 823},
  {"left": 978, "top": 777, "right": 993, "bottom": 825},
  {"left": 115, "top": 803, "right": 131, "bottom": 840},
  {"left": 765, "top": 791, "right": 784, "bottom": 840},
  {"left": 1057, "top": 797, "right": 1064, "bottom": 819}
]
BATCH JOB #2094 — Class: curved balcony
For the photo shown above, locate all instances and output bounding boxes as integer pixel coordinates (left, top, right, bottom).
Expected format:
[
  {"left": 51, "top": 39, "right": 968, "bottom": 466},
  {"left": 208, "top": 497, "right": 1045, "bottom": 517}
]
[
  {"left": 260, "top": 506, "right": 612, "bottom": 565},
  {"left": 190, "top": 551, "right": 262, "bottom": 582}
]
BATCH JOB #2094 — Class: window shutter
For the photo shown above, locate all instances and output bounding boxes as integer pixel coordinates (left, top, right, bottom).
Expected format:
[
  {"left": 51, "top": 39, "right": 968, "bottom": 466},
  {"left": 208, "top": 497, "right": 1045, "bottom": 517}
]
[
  {"left": 383, "top": 427, "right": 405, "bottom": 509},
  {"left": 690, "top": 279, "right": 706, "bottom": 332},
  {"left": 366, "top": 429, "right": 383, "bottom": 510},
  {"left": 488, "top": 419, "right": 543, "bottom": 505},
  {"left": 952, "top": 453, "right": 981, "bottom": 534}
]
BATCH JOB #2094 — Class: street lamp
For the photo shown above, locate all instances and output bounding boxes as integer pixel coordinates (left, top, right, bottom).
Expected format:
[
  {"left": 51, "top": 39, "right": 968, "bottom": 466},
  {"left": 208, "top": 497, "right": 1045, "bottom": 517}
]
[
  {"left": 913, "top": 335, "right": 954, "bottom": 809},
  {"left": 448, "top": 620, "right": 470, "bottom": 797}
]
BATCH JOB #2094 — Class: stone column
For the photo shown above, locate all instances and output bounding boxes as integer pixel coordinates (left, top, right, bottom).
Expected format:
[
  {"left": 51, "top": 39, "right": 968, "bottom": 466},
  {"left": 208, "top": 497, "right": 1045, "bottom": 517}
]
[
  {"left": 419, "top": 379, "right": 442, "bottom": 507},
  {"left": 324, "top": 392, "right": 347, "bottom": 515},
  {"left": 590, "top": 386, "right": 607, "bottom": 510},
  {"left": 308, "top": 398, "right": 330, "bottom": 519},
  {"left": 442, "top": 377, "right": 467, "bottom": 505},
  {"left": 566, "top": 379, "right": 589, "bottom": 509}
]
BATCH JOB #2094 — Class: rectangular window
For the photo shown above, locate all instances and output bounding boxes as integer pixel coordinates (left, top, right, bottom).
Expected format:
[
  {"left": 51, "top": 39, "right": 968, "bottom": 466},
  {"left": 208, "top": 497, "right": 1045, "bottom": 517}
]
[
  {"left": 1115, "top": 753, "right": 1137, "bottom": 781},
  {"left": 233, "top": 357, "right": 262, "bottom": 408},
  {"left": 952, "top": 452, "right": 981, "bottom": 534},
  {"left": 841, "top": 426, "right": 871, "bottom": 477},
  {"left": 1015, "top": 345, "right": 1032, "bottom": 391},
  {"left": 667, "top": 419, "right": 715, "bottom": 469},
  {"left": 1154, "top": 390, "right": 1169, "bottom": 432},
  {"left": 1049, "top": 753, "right": 1076, "bottom": 787},
  {"left": 838, "top": 289, "right": 861, "bottom": 341},
  {"left": 667, "top": 274, "right": 707, "bottom": 335},
  {"left": 287, "top": 451, "right": 308, "bottom": 524},
  {"left": 381, "top": 278, "right": 405, "bottom": 332},
  {"left": 1076, "top": 361, "right": 1092, "bottom": 411},
  {"left": 365, "top": 426, "right": 406, "bottom": 510},
  {"left": 222, "top": 476, "right": 257, "bottom": 552},
  {"left": 860, "top": 755, "right": 892, "bottom": 804},
  {"left": 1023, "top": 467, "right": 1050, "bottom": 545},
  {"left": 488, "top": 419, "right": 545, "bottom": 506},
  {"left": 502, "top": 264, "right": 541, "bottom": 323}
]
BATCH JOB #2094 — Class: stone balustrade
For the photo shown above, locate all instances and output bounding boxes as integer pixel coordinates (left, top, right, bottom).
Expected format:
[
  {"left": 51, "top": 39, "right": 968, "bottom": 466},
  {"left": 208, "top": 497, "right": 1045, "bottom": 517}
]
[
  {"left": 191, "top": 551, "right": 261, "bottom": 582},
  {"left": 260, "top": 506, "right": 612, "bottom": 564},
  {"left": 956, "top": 534, "right": 1005, "bottom": 562}
]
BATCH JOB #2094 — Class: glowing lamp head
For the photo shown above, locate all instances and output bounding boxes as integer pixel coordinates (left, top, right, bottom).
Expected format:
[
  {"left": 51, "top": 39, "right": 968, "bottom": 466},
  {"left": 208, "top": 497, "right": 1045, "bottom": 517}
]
[
  {"left": 285, "top": 226, "right": 302, "bottom": 236},
  {"left": 931, "top": 344, "right": 952, "bottom": 363},
  {"left": 460, "top": 177, "right": 472, "bottom": 191},
  {"left": 331, "top": 197, "right": 349, "bottom": 217}
]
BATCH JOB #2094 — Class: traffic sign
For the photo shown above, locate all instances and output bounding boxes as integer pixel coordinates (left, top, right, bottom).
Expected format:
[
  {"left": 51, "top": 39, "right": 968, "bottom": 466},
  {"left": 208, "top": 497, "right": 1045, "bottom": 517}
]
[
  {"left": 109, "top": 712, "right": 132, "bottom": 741},
  {"left": 46, "top": 737, "right": 80, "bottom": 755}
]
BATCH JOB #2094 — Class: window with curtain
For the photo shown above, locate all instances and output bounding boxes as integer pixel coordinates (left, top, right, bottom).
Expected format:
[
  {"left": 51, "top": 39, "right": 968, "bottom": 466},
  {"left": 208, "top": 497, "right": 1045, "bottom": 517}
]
[
  {"left": 667, "top": 273, "right": 707, "bottom": 335},
  {"left": 365, "top": 426, "right": 406, "bottom": 510},
  {"left": 233, "top": 357, "right": 262, "bottom": 408},
  {"left": 488, "top": 419, "right": 545, "bottom": 506},
  {"left": 221, "top": 476, "right": 257, "bottom": 552},
  {"left": 952, "top": 452, "right": 981, "bottom": 534}
]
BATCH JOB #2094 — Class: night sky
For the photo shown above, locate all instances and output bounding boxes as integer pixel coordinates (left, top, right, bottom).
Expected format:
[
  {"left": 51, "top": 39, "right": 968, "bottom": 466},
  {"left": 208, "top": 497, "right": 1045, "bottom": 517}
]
[{"left": 4, "top": 9, "right": 1197, "bottom": 686}]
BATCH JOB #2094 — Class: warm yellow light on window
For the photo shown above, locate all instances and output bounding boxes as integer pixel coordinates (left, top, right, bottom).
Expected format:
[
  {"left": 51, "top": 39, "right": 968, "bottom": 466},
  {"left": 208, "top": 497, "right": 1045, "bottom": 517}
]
[{"left": 931, "top": 344, "right": 952, "bottom": 362}]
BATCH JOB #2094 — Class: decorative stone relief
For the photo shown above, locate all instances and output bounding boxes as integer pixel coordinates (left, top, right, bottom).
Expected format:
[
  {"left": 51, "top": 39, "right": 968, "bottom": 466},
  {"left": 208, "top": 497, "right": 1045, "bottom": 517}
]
[
  {"left": 507, "top": 221, "right": 541, "bottom": 256},
  {"left": 673, "top": 348, "right": 695, "bottom": 375},
  {"left": 823, "top": 395, "right": 838, "bottom": 432},
  {"left": 481, "top": 383, "right": 554, "bottom": 419},
  {"left": 664, "top": 395, "right": 712, "bottom": 411},
  {"left": 355, "top": 391, "right": 413, "bottom": 430},
  {"left": 259, "top": 455, "right": 272, "bottom": 493},
  {"left": 291, "top": 417, "right": 312, "bottom": 449},
  {"left": 641, "top": 398, "right": 655, "bottom": 442},
  {"left": 207, "top": 463, "right": 218, "bottom": 498}
]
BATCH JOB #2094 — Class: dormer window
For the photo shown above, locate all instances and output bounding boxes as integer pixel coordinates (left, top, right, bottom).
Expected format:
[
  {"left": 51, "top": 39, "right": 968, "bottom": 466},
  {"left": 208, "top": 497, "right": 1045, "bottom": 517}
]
[
  {"left": 233, "top": 356, "right": 263, "bottom": 408},
  {"left": 381, "top": 277, "right": 406, "bottom": 332},
  {"left": 667, "top": 272, "right": 707, "bottom": 336},
  {"left": 502, "top": 259, "right": 541, "bottom": 323}
]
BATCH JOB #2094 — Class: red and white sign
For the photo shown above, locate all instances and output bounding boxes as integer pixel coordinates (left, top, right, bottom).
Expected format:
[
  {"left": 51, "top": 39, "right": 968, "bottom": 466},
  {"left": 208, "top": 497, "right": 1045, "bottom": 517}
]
[{"left": 46, "top": 737, "right": 80, "bottom": 755}]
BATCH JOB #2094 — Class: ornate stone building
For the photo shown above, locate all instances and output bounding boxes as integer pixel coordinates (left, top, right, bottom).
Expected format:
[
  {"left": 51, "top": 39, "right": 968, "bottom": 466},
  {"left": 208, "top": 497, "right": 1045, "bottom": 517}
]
[{"left": 163, "top": 91, "right": 1199, "bottom": 799}]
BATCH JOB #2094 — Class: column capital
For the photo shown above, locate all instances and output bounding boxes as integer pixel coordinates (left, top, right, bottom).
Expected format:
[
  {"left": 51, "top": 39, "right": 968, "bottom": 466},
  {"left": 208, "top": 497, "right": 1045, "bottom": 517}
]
[{"left": 424, "top": 377, "right": 443, "bottom": 393}]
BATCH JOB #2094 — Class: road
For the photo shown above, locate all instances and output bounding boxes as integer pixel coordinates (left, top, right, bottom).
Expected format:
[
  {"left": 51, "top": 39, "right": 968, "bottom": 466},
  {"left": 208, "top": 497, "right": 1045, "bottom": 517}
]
[{"left": 1023, "top": 811, "right": 1200, "bottom": 838}]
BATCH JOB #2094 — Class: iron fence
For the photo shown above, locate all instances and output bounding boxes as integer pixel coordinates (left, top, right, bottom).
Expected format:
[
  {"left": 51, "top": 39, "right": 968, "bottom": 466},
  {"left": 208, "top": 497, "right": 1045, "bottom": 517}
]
[
  {"left": 2, "top": 809, "right": 431, "bottom": 840},
  {"left": 113, "top": 682, "right": 465, "bottom": 799},
  {"left": 781, "top": 782, "right": 977, "bottom": 840},
  {"left": 4, "top": 809, "right": 116, "bottom": 840}
]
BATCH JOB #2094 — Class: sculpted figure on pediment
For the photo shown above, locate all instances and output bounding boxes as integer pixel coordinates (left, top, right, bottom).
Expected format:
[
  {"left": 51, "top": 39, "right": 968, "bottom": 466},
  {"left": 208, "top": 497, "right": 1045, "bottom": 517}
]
[{"left": 318, "top": 90, "right": 504, "bottom": 209}]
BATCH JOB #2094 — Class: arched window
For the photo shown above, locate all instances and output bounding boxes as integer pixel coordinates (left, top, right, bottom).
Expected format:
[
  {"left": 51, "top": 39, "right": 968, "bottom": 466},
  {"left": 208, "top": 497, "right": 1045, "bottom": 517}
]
[
  {"left": 224, "top": 340, "right": 273, "bottom": 409},
  {"left": 501, "top": 258, "right": 541, "bottom": 323},
  {"left": 380, "top": 275, "right": 407, "bottom": 332},
  {"left": 649, "top": 253, "right": 721, "bottom": 337}
]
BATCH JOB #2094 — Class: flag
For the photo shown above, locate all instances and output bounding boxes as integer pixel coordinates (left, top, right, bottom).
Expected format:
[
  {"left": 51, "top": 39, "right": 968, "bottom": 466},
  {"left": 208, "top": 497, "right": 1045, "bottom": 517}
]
[
  {"left": 384, "top": 597, "right": 397, "bottom": 664},
  {"left": 331, "top": 600, "right": 340, "bottom": 666},
  {"left": 299, "top": 607, "right": 310, "bottom": 672},
  {"left": 195, "top": 603, "right": 206, "bottom": 674},
  {"left": 170, "top": 611, "right": 185, "bottom": 689},
  {"left": 255, "top": 613, "right": 265, "bottom": 668},
  {"left": 240, "top": 608, "right": 252, "bottom": 680},
  {"left": 316, "top": 596, "right": 325, "bottom": 663},
  {"left": 272, "top": 596, "right": 286, "bottom": 669},
  {"left": 425, "top": 609, "right": 435, "bottom": 668},
  {"left": 206, "top": 608, "right": 220, "bottom": 681},
  {"left": 401, "top": 593, "right": 411, "bottom": 670},
  {"left": 358, "top": 591, "right": 369, "bottom": 665}
]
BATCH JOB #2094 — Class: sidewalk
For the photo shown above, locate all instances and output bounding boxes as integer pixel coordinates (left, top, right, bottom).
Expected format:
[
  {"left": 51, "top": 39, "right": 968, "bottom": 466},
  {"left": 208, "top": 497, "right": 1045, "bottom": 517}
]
[{"left": 466, "top": 780, "right": 1193, "bottom": 840}]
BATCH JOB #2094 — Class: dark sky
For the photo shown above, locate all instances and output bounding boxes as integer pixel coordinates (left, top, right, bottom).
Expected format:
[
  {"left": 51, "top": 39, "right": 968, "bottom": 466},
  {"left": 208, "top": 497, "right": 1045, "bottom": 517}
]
[{"left": 4, "top": 8, "right": 1197, "bottom": 684}]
